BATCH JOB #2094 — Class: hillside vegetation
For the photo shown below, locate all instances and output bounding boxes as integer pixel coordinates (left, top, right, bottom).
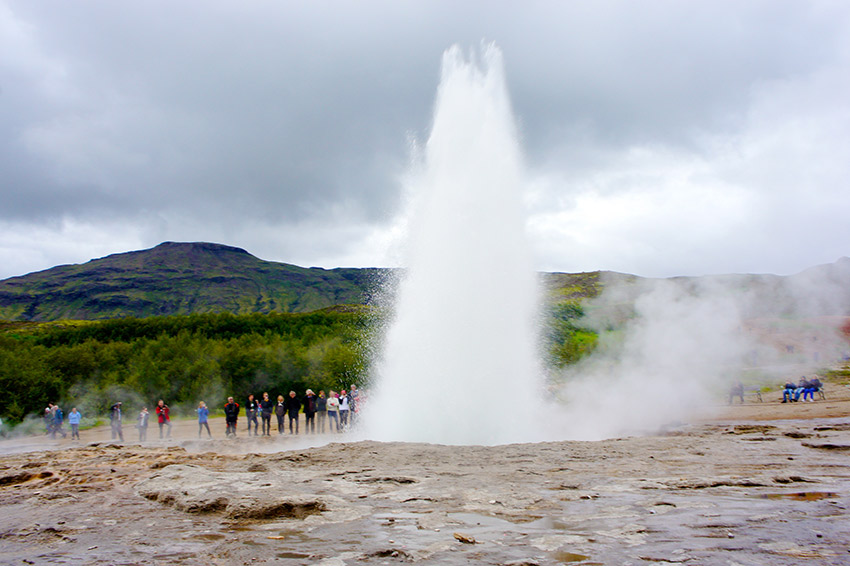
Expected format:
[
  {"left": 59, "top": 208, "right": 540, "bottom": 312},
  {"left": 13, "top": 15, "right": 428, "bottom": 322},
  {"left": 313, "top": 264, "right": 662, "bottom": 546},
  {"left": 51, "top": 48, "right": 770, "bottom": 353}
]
[
  {"left": 0, "top": 242, "right": 384, "bottom": 321},
  {"left": 0, "top": 310, "right": 372, "bottom": 423}
]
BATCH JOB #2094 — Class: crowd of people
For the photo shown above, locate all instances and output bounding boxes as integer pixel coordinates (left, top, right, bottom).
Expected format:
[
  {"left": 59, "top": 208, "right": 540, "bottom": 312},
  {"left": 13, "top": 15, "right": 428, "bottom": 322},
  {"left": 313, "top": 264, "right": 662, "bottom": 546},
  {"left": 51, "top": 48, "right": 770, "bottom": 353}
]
[
  {"left": 43, "top": 403, "right": 82, "bottom": 440},
  {"left": 42, "top": 386, "right": 362, "bottom": 442},
  {"left": 781, "top": 376, "right": 823, "bottom": 403},
  {"left": 235, "top": 387, "right": 360, "bottom": 438},
  {"left": 727, "top": 375, "right": 824, "bottom": 405}
]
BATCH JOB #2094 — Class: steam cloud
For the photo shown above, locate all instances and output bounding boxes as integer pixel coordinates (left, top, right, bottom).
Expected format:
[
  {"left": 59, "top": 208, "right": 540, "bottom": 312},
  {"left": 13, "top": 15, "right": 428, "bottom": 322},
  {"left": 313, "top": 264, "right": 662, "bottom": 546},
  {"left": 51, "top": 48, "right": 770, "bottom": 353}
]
[{"left": 550, "top": 266, "right": 850, "bottom": 441}]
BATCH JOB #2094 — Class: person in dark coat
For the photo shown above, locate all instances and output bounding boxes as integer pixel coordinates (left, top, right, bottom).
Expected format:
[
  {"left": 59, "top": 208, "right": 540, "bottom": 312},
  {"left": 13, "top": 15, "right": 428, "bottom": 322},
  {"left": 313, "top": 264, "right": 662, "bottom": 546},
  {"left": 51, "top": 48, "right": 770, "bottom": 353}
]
[
  {"left": 284, "top": 391, "right": 301, "bottom": 434},
  {"left": 303, "top": 390, "right": 317, "bottom": 434},
  {"left": 782, "top": 381, "right": 797, "bottom": 403},
  {"left": 246, "top": 394, "right": 260, "bottom": 436},
  {"left": 275, "top": 395, "right": 286, "bottom": 434},
  {"left": 224, "top": 397, "right": 240, "bottom": 437},
  {"left": 804, "top": 376, "right": 823, "bottom": 401},
  {"left": 110, "top": 402, "right": 124, "bottom": 441},
  {"left": 259, "top": 392, "right": 273, "bottom": 436},
  {"left": 316, "top": 390, "right": 328, "bottom": 433}
]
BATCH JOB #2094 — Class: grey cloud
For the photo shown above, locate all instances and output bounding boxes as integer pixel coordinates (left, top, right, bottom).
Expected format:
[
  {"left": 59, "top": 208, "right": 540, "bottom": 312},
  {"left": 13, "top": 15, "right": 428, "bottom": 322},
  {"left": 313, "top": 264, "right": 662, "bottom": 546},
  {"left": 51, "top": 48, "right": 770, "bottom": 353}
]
[{"left": 1, "top": 1, "right": 849, "bottom": 279}]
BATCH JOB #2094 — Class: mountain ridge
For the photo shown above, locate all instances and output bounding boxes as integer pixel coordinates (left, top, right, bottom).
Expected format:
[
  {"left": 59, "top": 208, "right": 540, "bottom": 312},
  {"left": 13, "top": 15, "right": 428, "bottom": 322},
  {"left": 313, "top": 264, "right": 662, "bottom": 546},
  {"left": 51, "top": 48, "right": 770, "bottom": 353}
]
[
  {"left": 0, "top": 242, "right": 385, "bottom": 321},
  {"left": 1, "top": 241, "right": 848, "bottom": 322}
]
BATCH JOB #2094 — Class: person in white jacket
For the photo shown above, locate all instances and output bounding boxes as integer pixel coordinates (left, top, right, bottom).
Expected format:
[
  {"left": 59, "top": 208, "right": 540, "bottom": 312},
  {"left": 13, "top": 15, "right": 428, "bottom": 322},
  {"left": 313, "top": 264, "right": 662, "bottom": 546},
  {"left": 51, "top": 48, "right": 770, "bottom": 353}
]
[
  {"left": 339, "top": 390, "right": 350, "bottom": 430},
  {"left": 326, "top": 391, "right": 340, "bottom": 432}
]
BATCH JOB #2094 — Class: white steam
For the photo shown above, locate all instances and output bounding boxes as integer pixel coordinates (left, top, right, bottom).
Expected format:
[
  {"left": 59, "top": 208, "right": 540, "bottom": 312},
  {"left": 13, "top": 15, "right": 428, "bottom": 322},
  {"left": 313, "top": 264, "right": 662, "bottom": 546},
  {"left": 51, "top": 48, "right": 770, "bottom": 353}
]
[
  {"left": 360, "top": 44, "right": 850, "bottom": 446},
  {"left": 361, "top": 44, "right": 544, "bottom": 445},
  {"left": 550, "top": 268, "right": 850, "bottom": 441},
  {"left": 550, "top": 277, "right": 748, "bottom": 440}
]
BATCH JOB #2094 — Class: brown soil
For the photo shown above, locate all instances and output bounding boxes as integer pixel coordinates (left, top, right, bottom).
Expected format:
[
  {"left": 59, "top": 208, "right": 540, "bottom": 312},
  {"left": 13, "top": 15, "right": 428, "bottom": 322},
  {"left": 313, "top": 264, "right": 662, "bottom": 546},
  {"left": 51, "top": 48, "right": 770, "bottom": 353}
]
[{"left": 1, "top": 395, "right": 849, "bottom": 565}]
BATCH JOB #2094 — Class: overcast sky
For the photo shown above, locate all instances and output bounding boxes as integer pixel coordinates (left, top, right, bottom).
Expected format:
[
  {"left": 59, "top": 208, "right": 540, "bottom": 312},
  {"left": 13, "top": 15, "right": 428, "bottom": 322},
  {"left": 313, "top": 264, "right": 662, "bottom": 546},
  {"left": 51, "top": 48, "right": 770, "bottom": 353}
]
[{"left": 2, "top": 1, "right": 849, "bottom": 280}]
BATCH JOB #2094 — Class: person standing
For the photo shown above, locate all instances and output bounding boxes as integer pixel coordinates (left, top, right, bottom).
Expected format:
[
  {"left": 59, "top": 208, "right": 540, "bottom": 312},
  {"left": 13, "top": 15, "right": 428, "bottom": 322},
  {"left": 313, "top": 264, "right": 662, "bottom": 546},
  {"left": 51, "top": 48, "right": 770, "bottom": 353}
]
[
  {"left": 285, "top": 391, "right": 301, "bottom": 434},
  {"left": 68, "top": 407, "right": 82, "bottom": 440},
  {"left": 224, "top": 397, "right": 240, "bottom": 437},
  {"left": 156, "top": 400, "right": 172, "bottom": 438},
  {"left": 52, "top": 404, "right": 67, "bottom": 439},
  {"left": 338, "top": 389, "right": 350, "bottom": 430},
  {"left": 110, "top": 402, "right": 124, "bottom": 441},
  {"left": 326, "top": 391, "right": 340, "bottom": 432},
  {"left": 316, "top": 390, "right": 327, "bottom": 433},
  {"left": 246, "top": 394, "right": 260, "bottom": 436},
  {"left": 197, "top": 401, "right": 212, "bottom": 438},
  {"left": 275, "top": 395, "right": 286, "bottom": 434},
  {"left": 138, "top": 407, "right": 150, "bottom": 441},
  {"left": 349, "top": 385, "right": 359, "bottom": 425},
  {"left": 260, "top": 392, "right": 273, "bottom": 436},
  {"left": 44, "top": 405, "right": 54, "bottom": 436},
  {"left": 303, "top": 390, "right": 317, "bottom": 434}
]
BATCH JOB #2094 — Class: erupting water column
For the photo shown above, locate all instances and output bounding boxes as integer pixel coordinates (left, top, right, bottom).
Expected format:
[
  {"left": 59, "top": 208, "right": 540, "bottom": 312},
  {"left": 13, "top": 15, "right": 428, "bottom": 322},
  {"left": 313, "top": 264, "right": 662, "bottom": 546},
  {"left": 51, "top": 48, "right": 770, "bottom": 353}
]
[{"left": 363, "top": 44, "right": 544, "bottom": 445}]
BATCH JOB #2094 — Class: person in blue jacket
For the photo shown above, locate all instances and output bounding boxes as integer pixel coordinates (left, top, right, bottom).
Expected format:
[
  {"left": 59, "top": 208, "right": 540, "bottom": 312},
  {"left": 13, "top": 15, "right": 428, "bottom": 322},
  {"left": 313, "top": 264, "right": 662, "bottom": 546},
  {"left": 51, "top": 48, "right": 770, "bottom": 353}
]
[
  {"left": 197, "top": 401, "right": 212, "bottom": 438},
  {"left": 68, "top": 407, "right": 82, "bottom": 440},
  {"left": 52, "top": 405, "right": 67, "bottom": 439}
]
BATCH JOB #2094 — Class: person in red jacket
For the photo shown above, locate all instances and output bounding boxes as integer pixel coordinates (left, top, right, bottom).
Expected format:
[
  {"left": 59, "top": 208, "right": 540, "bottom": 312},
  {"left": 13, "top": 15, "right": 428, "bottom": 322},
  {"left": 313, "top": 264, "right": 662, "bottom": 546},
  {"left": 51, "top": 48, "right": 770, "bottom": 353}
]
[{"left": 156, "top": 400, "right": 172, "bottom": 439}]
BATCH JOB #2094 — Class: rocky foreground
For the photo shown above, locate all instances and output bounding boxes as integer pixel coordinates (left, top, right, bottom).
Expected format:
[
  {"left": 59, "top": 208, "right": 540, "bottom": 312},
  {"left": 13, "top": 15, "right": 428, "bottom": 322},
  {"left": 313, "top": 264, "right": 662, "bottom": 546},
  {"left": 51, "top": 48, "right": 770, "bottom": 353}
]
[{"left": 1, "top": 412, "right": 849, "bottom": 565}]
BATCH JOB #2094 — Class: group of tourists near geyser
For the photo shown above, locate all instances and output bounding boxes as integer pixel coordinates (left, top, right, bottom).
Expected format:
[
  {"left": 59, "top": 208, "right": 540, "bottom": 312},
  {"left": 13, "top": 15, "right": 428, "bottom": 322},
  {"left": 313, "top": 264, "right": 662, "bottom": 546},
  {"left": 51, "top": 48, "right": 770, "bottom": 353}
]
[
  {"left": 237, "top": 387, "right": 359, "bottom": 438},
  {"left": 43, "top": 386, "right": 361, "bottom": 442}
]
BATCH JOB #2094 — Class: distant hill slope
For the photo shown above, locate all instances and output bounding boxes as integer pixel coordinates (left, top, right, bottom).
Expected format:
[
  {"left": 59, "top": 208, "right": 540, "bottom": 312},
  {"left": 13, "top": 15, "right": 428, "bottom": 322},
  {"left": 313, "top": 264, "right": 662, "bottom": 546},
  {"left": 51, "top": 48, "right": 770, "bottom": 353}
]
[
  {"left": 1, "top": 241, "right": 848, "bottom": 322},
  {"left": 543, "top": 257, "right": 850, "bottom": 324},
  {"left": 0, "top": 242, "right": 385, "bottom": 321}
]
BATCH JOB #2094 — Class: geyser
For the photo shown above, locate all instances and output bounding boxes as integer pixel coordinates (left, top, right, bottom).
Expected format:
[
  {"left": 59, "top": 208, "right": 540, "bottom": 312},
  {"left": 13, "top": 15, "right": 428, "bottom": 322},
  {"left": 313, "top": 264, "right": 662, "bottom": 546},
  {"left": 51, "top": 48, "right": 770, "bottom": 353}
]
[{"left": 363, "top": 44, "right": 544, "bottom": 445}]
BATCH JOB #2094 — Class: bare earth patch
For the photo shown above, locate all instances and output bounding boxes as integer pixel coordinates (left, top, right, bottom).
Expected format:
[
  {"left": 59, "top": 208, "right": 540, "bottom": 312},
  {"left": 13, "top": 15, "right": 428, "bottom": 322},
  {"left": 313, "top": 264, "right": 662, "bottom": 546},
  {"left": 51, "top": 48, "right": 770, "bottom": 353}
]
[{"left": 1, "top": 397, "right": 849, "bottom": 565}]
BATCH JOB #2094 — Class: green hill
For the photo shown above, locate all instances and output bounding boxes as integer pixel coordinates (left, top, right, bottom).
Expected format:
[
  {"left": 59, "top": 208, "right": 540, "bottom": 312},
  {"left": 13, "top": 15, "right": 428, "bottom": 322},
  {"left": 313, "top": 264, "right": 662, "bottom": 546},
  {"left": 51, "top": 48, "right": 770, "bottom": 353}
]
[
  {"left": 2, "top": 241, "right": 848, "bottom": 323},
  {"left": 0, "top": 242, "right": 385, "bottom": 321}
]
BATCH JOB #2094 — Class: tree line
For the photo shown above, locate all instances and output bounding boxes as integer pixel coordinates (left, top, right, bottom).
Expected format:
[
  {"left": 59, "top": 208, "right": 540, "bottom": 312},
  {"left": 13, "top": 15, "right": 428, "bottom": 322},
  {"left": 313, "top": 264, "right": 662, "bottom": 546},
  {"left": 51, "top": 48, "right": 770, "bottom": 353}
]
[
  {"left": 0, "top": 310, "right": 373, "bottom": 424},
  {"left": 0, "top": 302, "right": 596, "bottom": 425}
]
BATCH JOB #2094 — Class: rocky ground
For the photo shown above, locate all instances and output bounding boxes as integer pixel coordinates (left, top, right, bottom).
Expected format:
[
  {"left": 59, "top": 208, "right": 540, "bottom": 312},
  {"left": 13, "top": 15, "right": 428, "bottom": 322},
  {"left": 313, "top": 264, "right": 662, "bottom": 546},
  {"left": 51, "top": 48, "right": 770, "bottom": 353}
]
[{"left": 1, "top": 391, "right": 849, "bottom": 566}]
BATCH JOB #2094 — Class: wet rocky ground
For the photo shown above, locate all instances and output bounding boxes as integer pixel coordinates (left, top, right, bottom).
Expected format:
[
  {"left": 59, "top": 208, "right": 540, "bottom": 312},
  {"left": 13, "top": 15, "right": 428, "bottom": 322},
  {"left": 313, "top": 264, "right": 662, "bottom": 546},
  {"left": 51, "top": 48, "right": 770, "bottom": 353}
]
[{"left": 1, "top": 417, "right": 849, "bottom": 565}]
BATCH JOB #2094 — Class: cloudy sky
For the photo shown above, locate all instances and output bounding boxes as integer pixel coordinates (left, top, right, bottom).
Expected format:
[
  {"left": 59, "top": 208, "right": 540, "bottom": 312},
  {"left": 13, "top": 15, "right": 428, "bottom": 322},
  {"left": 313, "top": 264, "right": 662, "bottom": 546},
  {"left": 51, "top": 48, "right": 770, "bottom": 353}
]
[{"left": 2, "top": 1, "right": 849, "bottom": 281}]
